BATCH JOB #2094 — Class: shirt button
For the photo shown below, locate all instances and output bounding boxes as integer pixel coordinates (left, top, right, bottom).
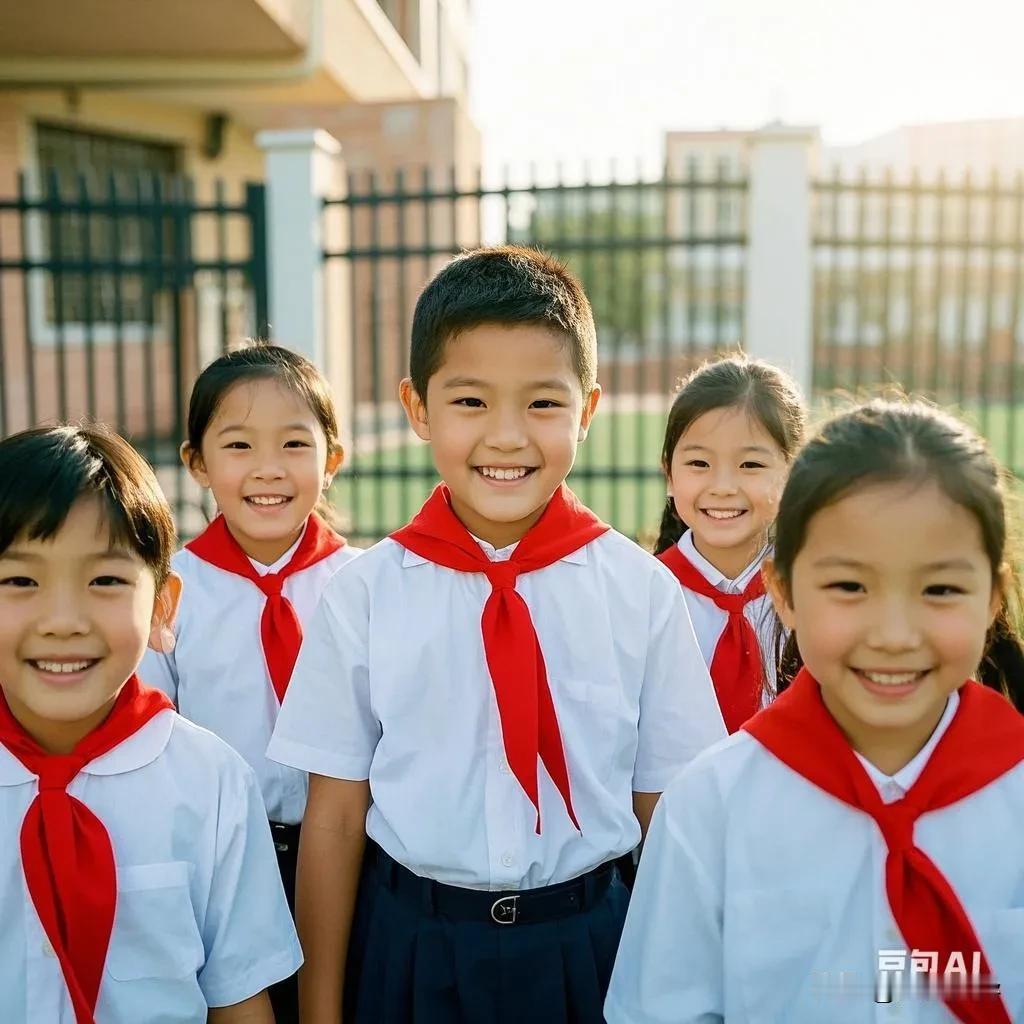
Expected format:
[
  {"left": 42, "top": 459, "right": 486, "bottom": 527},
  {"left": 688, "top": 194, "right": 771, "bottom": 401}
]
[{"left": 501, "top": 852, "right": 515, "bottom": 868}]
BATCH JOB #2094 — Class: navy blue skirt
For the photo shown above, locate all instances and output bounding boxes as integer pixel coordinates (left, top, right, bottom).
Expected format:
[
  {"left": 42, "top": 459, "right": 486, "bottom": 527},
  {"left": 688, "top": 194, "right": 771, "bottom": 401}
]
[{"left": 345, "top": 847, "right": 630, "bottom": 1024}]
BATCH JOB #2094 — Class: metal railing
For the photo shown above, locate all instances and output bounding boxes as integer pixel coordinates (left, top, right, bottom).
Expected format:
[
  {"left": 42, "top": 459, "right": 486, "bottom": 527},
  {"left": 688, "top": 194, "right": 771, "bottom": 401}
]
[
  {"left": 0, "top": 171, "right": 268, "bottom": 536},
  {"left": 813, "top": 168, "right": 1024, "bottom": 474}
]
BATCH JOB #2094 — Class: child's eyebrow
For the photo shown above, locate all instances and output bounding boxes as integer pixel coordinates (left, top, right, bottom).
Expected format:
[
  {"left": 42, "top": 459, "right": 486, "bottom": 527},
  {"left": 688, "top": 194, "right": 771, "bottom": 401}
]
[
  {"left": 0, "top": 548, "right": 137, "bottom": 562},
  {"left": 678, "top": 444, "right": 775, "bottom": 455}
]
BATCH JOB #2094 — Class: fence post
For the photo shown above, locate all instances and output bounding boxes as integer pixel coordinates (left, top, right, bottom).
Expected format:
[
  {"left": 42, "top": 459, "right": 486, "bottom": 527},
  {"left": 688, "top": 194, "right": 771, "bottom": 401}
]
[
  {"left": 255, "top": 129, "right": 342, "bottom": 365},
  {"left": 743, "top": 125, "right": 818, "bottom": 397}
]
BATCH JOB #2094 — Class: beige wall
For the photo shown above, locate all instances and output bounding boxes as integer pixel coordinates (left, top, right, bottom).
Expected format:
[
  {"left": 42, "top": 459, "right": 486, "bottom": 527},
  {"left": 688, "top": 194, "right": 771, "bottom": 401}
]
[{"left": 0, "top": 92, "right": 265, "bottom": 438}]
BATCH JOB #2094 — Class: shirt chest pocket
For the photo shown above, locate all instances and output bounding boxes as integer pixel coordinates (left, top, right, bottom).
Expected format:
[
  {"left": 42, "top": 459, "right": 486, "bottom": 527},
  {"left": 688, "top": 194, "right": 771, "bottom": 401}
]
[
  {"left": 557, "top": 677, "right": 630, "bottom": 779},
  {"left": 728, "top": 885, "right": 832, "bottom": 1021},
  {"left": 105, "top": 862, "right": 205, "bottom": 981}
]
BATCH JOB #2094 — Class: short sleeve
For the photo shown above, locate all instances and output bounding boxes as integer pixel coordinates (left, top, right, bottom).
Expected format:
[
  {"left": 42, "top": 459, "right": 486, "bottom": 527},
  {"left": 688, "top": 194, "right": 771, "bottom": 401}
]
[
  {"left": 197, "top": 759, "right": 303, "bottom": 1006},
  {"left": 138, "top": 645, "right": 179, "bottom": 706},
  {"left": 604, "top": 767, "right": 726, "bottom": 1023},
  {"left": 632, "top": 568, "right": 726, "bottom": 792},
  {"left": 267, "top": 570, "right": 379, "bottom": 780}
]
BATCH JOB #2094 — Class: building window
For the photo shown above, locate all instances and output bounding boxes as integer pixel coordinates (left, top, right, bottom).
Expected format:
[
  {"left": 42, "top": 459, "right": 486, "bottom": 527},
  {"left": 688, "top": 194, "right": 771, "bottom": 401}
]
[{"left": 33, "top": 123, "right": 181, "bottom": 329}]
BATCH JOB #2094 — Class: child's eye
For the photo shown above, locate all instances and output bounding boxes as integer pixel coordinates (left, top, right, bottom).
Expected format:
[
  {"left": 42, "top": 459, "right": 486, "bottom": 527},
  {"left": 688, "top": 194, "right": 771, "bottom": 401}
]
[
  {"left": 284, "top": 440, "right": 311, "bottom": 448},
  {"left": 453, "top": 397, "right": 485, "bottom": 408},
  {"left": 740, "top": 461, "right": 767, "bottom": 470},
  {"left": 92, "top": 576, "right": 130, "bottom": 587},
  {"left": 224, "top": 441, "right": 251, "bottom": 450},
  {"left": 925, "top": 584, "right": 965, "bottom": 597},
  {"left": 826, "top": 580, "right": 864, "bottom": 593},
  {"left": 685, "top": 459, "right": 710, "bottom": 469},
  {"left": 0, "top": 576, "right": 36, "bottom": 588},
  {"left": 530, "top": 399, "right": 563, "bottom": 409}
]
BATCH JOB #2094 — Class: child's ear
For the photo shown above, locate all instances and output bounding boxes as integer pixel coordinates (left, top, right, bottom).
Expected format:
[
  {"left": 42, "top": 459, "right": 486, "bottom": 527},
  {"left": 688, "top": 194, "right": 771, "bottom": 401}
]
[
  {"left": 180, "top": 442, "right": 210, "bottom": 489},
  {"left": 400, "top": 378, "right": 431, "bottom": 442},
  {"left": 762, "top": 558, "right": 796, "bottom": 631},
  {"left": 323, "top": 445, "right": 344, "bottom": 489},
  {"left": 577, "top": 384, "right": 602, "bottom": 442},
  {"left": 148, "top": 572, "right": 183, "bottom": 654}
]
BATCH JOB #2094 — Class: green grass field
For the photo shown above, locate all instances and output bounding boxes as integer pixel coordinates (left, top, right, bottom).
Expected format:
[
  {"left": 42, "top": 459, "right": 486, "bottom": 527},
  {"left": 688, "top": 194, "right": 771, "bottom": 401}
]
[{"left": 332, "top": 400, "right": 1024, "bottom": 545}]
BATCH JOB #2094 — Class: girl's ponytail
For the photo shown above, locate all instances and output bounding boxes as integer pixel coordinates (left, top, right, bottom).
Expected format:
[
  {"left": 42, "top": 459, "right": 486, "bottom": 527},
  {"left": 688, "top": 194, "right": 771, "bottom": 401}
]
[{"left": 653, "top": 498, "right": 685, "bottom": 555}]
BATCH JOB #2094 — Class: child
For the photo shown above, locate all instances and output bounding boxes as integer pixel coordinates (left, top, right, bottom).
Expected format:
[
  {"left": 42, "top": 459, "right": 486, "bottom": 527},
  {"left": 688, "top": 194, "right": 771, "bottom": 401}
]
[
  {"left": 606, "top": 400, "right": 1024, "bottom": 1024},
  {"left": 267, "top": 246, "right": 727, "bottom": 1023},
  {"left": 654, "top": 355, "right": 805, "bottom": 732},
  {"left": 0, "top": 423, "right": 301, "bottom": 1023},
  {"left": 139, "top": 343, "right": 361, "bottom": 1024}
]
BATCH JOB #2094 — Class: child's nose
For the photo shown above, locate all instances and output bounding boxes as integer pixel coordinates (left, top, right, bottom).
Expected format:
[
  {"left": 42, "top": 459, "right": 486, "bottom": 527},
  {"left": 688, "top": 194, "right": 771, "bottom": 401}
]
[
  {"left": 486, "top": 411, "right": 528, "bottom": 451},
  {"left": 867, "top": 600, "right": 922, "bottom": 652},
  {"left": 37, "top": 590, "right": 90, "bottom": 638}
]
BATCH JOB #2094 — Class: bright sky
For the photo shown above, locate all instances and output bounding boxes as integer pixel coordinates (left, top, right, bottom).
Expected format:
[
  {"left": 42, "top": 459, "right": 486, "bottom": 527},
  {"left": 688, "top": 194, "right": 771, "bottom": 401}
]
[{"left": 469, "top": 0, "right": 1024, "bottom": 174}]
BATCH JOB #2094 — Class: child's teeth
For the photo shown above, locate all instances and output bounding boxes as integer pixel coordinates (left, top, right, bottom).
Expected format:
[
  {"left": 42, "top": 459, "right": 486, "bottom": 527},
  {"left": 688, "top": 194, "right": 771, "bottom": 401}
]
[
  {"left": 479, "top": 467, "right": 529, "bottom": 481},
  {"left": 705, "top": 509, "right": 742, "bottom": 519},
  {"left": 36, "top": 660, "right": 91, "bottom": 673},
  {"left": 249, "top": 496, "right": 288, "bottom": 506},
  {"left": 863, "top": 671, "right": 920, "bottom": 686}
]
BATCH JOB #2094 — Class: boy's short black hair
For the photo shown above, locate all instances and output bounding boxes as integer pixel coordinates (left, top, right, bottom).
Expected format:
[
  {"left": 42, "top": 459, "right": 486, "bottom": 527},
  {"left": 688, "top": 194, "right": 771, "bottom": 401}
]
[
  {"left": 409, "top": 245, "right": 598, "bottom": 398},
  {"left": 0, "top": 424, "right": 176, "bottom": 588}
]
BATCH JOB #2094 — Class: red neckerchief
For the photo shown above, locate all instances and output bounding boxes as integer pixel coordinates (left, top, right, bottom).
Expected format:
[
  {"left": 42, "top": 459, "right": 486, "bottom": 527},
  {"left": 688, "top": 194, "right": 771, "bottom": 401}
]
[
  {"left": 0, "top": 676, "right": 173, "bottom": 1024},
  {"left": 186, "top": 514, "right": 345, "bottom": 702},
  {"left": 658, "top": 543, "right": 766, "bottom": 732},
  {"left": 745, "top": 668, "right": 1024, "bottom": 1024},
  {"left": 391, "top": 484, "right": 609, "bottom": 833}
]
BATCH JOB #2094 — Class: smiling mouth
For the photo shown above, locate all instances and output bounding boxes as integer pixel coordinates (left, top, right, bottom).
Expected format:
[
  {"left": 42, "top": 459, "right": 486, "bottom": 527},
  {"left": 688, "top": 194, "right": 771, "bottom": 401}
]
[
  {"left": 245, "top": 495, "right": 292, "bottom": 507},
  {"left": 475, "top": 467, "right": 536, "bottom": 482},
  {"left": 701, "top": 508, "right": 746, "bottom": 520},
  {"left": 853, "top": 668, "right": 931, "bottom": 692},
  {"left": 28, "top": 658, "right": 100, "bottom": 674}
]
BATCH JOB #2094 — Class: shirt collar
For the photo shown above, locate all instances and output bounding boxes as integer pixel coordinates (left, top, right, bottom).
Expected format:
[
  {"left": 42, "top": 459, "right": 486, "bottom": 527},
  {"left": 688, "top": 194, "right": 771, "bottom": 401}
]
[
  {"left": 0, "top": 709, "right": 176, "bottom": 786},
  {"left": 249, "top": 533, "right": 303, "bottom": 576},
  {"left": 855, "top": 690, "right": 961, "bottom": 800},
  {"left": 678, "top": 530, "right": 768, "bottom": 592},
  {"left": 400, "top": 539, "right": 589, "bottom": 568}
]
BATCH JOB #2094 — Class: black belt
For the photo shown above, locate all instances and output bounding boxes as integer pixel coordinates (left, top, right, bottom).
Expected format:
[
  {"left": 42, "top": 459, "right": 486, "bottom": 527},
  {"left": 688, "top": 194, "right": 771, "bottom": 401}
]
[
  {"left": 372, "top": 844, "right": 618, "bottom": 927},
  {"left": 270, "top": 821, "right": 301, "bottom": 854}
]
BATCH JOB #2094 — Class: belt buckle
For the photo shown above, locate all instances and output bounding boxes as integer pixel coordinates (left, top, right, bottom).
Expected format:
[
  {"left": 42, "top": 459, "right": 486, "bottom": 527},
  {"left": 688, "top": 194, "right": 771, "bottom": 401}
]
[{"left": 490, "top": 894, "right": 519, "bottom": 925}]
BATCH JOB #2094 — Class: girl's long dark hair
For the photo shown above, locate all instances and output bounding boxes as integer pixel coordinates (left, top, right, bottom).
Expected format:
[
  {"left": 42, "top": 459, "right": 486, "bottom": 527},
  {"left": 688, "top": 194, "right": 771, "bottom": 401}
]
[
  {"left": 185, "top": 341, "right": 346, "bottom": 532},
  {"left": 655, "top": 355, "right": 806, "bottom": 554},
  {"left": 772, "top": 399, "right": 1024, "bottom": 711}
]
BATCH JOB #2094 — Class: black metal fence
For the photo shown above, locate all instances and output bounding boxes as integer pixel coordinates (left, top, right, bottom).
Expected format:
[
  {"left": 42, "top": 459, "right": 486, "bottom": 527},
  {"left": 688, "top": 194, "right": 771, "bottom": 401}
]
[
  {"left": 324, "top": 166, "right": 748, "bottom": 544},
  {"left": 813, "top": 169, "right": 1024, "bottom": 475},
  {"left": 0, "top": 171, "right": 268, "bottom": 535}
]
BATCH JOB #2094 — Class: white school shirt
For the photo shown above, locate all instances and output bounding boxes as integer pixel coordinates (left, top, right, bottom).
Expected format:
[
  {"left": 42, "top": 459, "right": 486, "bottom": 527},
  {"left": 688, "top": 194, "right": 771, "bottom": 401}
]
[
  {"left": 140, "top": 536, "right": 361, "bottom": 824},
  {"left": 268, "top": 529, "right": 727, "bottom": 891},
  {"left": 674, "top": 531, "right": 779, "bottom": 700},
  {"left": 604, "top": 692, "right": 1024, "bottom": 1024},
  {"left": 0, "top": 710, "right": 303, "bottom": 1023}
]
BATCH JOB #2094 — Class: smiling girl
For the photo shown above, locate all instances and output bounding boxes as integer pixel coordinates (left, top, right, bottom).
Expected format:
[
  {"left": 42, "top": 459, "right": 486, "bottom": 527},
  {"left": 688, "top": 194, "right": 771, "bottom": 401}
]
[
  {"left": 140, "top": 343, "right": 361, "bottom": 1024},
  {"left": 654, "top": 355, "right": 806, "bottom": 732},
  {"left": 608, "top": 400, "right": 1024, "bottom": 1024}
]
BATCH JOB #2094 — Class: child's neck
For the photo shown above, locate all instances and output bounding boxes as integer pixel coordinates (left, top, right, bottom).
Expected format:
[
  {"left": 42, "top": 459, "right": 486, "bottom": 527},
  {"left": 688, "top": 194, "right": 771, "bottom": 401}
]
[
  {"left": 690, "top": 533, "right": 764, "bottom": 582},
  {"left": 6, "top": 691, "right": 118, "bottom": 755},
  {"left": 823, "top": 690, "right": 948, "bottom": 777},
  {"left": 449, "top": 494, "right": 546, "bottom": 550},
  {"left": 225, "top": 520, "right": 305, "bottom": 567}
]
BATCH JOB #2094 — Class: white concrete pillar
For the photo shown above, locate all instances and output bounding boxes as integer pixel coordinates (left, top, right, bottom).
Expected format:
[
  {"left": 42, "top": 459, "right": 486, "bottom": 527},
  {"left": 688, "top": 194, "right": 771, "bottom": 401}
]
[
  {"left": 743, "top": 125, "right": 818, "bottom": 397},
  {"left": 255, "top": 129, "right": 342, "bottom": 370}
]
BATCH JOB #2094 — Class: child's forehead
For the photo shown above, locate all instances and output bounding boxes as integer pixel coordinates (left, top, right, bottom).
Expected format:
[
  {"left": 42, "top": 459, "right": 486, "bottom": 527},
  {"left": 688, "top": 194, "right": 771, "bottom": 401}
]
[
  {"left": 212, "top": 376, "right": 319, "bottom": 426},
  {"left": 433, "top": 323, "right": 583, "bottom": 389},
  {"left": 2, "top": 496, "right": 145, "bottom": 563}
]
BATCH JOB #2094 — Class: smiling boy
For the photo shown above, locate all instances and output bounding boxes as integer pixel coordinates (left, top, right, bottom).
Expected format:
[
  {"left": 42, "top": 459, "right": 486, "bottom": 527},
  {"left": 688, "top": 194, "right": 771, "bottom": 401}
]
[
  {"left": 268, "top": 246, "right": 726, "bottom": 1024},
  {"left": 0, "top": 425, "right": 302, "bottom": 1023}
]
